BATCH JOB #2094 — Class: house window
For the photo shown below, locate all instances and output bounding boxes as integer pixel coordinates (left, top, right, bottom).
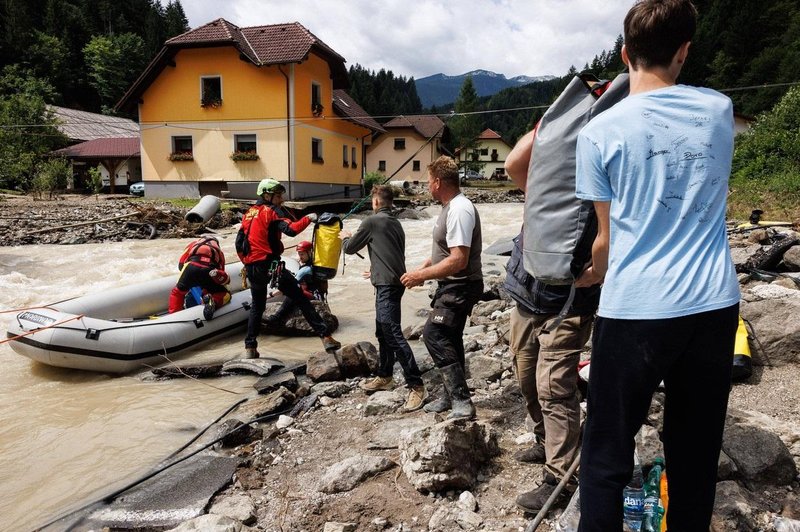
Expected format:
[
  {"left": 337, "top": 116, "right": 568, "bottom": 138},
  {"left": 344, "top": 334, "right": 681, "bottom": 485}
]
[
  {"left": 235, "top": 134, "right": 257, "bottom": 153},
  {"left": 480, "top": 148, "right": 489, "bottom": 156},
  {"left": 311, "top": 82, "right": 322, "bottom": 115},
  {"left": 343, "top": 145, "right": 349, "bottom": 167},
  {"left": 351, "top": 147, "right": 357, "bottom": 168},
  {"left": 200, "top": 76, "right": 222, "bottom": 107},
  {"left": 172, "top": 136, "right": 192, "bottom": 155},
  {"left": 491, "top": 148, "right": 499, "bottom": 161},
  {"left": 312, "top": 138, "right": 324, "bottom": 163},
  {"left": 394, "top": 138, "right": 406, "bottom": 150},
  {"left": 378, "top": 160, "right": 386, "bottom": 172},
  {"left": 412, "top": 160, "right": 420, "bottom": 171},
  {"left": 231, "top": 134, "right": 259, "bottom": 160}
]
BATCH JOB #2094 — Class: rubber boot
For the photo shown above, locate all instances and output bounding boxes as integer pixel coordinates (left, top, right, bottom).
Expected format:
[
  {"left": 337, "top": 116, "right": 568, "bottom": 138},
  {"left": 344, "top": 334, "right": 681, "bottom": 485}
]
[
  {"left": 422, "top": 391, "right": 451, "bottom": 413},
  {"left": 440, "top": 363, "right": 475, "bottom": 420}
]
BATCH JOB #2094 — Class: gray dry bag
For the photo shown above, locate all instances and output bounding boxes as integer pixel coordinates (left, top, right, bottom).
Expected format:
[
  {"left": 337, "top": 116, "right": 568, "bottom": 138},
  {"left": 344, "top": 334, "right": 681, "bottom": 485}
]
[{"left": 523, "top": 73, "right": 629, "bottom": 285}]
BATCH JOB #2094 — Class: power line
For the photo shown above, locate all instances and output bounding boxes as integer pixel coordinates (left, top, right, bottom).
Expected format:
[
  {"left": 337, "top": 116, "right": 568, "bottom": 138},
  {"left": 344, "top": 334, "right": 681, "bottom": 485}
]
[{"left": 0, "top": 79, "right": 797, "bottom": 132}]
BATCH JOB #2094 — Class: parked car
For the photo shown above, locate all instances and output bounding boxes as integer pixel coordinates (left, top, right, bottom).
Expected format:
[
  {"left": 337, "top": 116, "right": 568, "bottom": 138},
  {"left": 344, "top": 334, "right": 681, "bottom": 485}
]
[
  {"left": 458, "top": 170, "right": 484, "bottom": 183},
  {"left": 129, "top": 182, "right": 145, "bottom": 196}
]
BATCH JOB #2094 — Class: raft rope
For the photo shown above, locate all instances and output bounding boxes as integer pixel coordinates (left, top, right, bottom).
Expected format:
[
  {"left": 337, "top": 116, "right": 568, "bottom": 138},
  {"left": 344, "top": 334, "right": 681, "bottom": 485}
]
[
  {"left": 6, "top": 302, "right": 250, "bottom": 341},
  {"left": 0, "top": 314, "right": 85, "bottom": 345}
]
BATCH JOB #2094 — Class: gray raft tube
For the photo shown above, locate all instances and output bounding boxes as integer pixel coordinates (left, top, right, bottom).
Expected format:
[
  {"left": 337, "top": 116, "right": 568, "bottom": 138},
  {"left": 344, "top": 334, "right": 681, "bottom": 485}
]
[{"left": 185, "top": 195, "right": 221, "bottom": 223}]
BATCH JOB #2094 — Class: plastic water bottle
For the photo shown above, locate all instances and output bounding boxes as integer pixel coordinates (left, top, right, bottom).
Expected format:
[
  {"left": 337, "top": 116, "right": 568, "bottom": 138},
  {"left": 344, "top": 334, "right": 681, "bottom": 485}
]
[
  {"left": 556, "top": 489, "right": 580, "bottom": 531},
  {"left": 623, "top": 453, "right": 645, "bottom": 531},
  {"left": 642, "top": 457, "right": 665, "bottom": 532}
]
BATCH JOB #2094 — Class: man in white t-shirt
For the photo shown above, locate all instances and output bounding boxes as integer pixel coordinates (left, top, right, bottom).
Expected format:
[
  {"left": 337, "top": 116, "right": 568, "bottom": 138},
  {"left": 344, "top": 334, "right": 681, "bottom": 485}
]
[
  {"left": 401, "top": 156, "right": 483, "bottom": 420},
  {"left": 573, "top": 1, "right": 740, "bottom": 530}
]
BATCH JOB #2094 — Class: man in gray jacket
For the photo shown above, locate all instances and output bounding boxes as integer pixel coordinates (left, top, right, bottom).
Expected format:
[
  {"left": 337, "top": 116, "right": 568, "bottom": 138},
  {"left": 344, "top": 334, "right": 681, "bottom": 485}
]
[{"left": 340, "top": 185, "right": 426, "bottom": 412}]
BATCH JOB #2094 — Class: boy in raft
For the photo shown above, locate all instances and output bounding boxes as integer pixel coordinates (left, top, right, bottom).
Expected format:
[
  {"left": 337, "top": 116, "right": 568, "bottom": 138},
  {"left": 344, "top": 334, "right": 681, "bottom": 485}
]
[{"left": 264, "top": 240, "right": 328, "bottom": 326}]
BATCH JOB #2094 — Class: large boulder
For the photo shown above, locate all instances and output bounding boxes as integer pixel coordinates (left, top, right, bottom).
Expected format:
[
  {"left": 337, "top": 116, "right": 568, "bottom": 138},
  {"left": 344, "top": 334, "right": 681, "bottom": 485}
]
[
  {"left": 306, "top": 342, "right": 379, "bottom": 382},
  {"left": 262, "top": 299, "right": 338, "bottom": 336},
  {"left": 722, "top": 420, "right": 797, "bottom": 486},
  {"left": 399, "top": 419, "right": 499, "bottom": 493},
  {"left": 740, "top": 285, "right": 800, "bottom": 365}
]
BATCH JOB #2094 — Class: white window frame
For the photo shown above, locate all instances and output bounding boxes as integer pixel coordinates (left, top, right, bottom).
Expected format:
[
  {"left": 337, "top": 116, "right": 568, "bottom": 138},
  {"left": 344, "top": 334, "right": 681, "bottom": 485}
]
[
  {"left": 200, "top": 75, "right": 223, "bottom": 106},
  {"left": 234, "top": 133, "right": 258, "bottom": 154}
]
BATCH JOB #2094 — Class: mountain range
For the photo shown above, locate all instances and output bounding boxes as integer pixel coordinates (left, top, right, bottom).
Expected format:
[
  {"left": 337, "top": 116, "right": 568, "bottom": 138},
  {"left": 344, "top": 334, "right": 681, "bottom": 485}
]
[{"left": 415, "top": 69, "right": 556, "bottom": 108}]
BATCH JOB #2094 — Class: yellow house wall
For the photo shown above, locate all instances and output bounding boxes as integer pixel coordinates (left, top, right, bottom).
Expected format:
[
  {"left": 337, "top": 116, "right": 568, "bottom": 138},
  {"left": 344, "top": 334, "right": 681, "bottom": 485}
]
[
  {"left": 139, "top": 47, "right": 368, "bottom": 186},
  {"left": 366, "top": 130, "right": 438, "bottom": 182},
  {"left": 292, "top": 55, "right": 367, "bottom": 185}
]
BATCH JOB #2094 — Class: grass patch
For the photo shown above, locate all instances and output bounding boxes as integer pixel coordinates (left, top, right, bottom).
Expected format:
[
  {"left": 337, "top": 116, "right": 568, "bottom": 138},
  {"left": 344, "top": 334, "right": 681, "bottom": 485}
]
[
  {"left": 128, "top": 197, "right": 239, "bottom": 211},
  {"left": 462, "top": 180, "right": 519, "bottom": 191},
  {"left": 728, "top": 172, "right": 800, "bottom": 223}
]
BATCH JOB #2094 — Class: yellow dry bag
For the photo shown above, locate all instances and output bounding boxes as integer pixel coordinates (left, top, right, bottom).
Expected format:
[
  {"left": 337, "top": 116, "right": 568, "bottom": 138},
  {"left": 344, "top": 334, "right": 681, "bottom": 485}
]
[
  {"left": 311, "top": 213, "right": 343, "bottom": 280},
  {"left": 732, "top": 315, "right": 753, "bottom": 381}
]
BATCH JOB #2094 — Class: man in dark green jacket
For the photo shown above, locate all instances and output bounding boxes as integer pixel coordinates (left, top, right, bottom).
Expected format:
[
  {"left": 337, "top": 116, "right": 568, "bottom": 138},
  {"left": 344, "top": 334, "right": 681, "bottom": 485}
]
[{"left": 340, "top": 185, "right": 426, "bottom": 412}]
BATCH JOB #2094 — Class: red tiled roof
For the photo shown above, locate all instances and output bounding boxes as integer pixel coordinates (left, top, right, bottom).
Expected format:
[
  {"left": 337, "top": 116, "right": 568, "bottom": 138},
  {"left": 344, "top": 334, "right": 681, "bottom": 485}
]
[
  {"left": 117, "top": 18, "right": 348, "bottom": 112},
  {"left": 52, "top": 137, "right": 140, "bottom": 159},
  {"left": 382, "top": 115, "right": 445, "bottom": 139},
  {"left": 332, "top": 90, "right": 384, "bottom": 133},
  {"left": 478, "top": 128, "right": 503, "bottom": 140}
]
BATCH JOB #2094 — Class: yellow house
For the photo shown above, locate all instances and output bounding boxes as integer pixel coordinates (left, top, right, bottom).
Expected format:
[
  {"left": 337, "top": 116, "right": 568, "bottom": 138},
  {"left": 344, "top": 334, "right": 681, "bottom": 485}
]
[
  {"left": 365, "top": 115, "right": 445, "bottom": 183},
  {"left": 458, "top": 128, "right": 513, "bottom": 179},
  {"left": 116, "top": 18, "right": 382, "bottom": 199}
]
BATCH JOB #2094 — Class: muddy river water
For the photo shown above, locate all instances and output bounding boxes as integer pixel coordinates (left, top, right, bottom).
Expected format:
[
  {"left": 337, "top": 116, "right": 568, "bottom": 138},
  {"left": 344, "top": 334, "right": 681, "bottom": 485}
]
[{"left": 0, "top": 202, "right": 522, "bottom": 530}]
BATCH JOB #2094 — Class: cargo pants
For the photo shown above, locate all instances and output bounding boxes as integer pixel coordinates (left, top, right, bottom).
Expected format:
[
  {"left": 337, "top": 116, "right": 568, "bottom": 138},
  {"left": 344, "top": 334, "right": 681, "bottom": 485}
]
[{"left": 510, "top": 304, "right": 593, "bottom": 481}]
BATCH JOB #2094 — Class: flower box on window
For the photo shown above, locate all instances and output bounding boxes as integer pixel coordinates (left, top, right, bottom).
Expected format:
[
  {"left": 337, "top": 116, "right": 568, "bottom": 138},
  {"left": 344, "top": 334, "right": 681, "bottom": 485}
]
[
  {"left": 200, "top": 97, "right": 222, "bottom": 108},
  {"left": 312, "top": 102, "right": 324, "bottom": 116},
  {"left": 168, "top": 151, "right": 194, "bottom": 161},
  {"left": 231, "top": 150, "right": 260, "bottom": 161}
]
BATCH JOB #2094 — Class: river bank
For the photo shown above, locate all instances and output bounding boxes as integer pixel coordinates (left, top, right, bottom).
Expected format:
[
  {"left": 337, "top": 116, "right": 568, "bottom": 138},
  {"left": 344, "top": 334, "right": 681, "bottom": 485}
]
[{"left": 3, "top": 198, "right": 800, "bottom": 531}]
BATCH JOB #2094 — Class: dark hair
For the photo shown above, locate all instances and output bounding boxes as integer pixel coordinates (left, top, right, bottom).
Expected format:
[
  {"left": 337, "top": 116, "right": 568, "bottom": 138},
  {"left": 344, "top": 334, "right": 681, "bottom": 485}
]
[
  {"left": 624, "top": 0, "right": 697, "bottom": 69},
  {"left": 372, "top": 185, "right": 394, "bottom": 206},
  {"left": 427, "top": 155, "right": 459, "bottom": 187}
]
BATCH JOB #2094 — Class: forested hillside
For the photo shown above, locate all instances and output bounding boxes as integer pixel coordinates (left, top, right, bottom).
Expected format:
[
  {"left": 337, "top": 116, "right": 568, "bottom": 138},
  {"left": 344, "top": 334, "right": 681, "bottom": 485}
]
[
  {"left": 347, "top": 64, "right": 423, "bottom": 121},
  {"left": 1, "top": 0, "right": 189, "bottom": 113},
  {"left": 1, "top": 0, "right": 798, "bottom": 197}
]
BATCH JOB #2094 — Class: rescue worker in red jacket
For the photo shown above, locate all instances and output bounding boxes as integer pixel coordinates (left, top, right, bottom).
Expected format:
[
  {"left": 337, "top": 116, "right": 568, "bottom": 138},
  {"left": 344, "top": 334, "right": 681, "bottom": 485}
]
[
  {"left": 239, "top": 178, "right": 341, "bottom": 359},
  {"left": 168, "top": 236, "right": 231, "bottom": 320}
]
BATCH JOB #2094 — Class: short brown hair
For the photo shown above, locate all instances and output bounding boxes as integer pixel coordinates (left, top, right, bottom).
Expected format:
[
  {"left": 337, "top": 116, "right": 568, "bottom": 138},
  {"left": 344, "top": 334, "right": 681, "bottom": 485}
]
[
  {"left": 371, "top": 185, "right": 394, "bottom": 206},
  {"left": 624, "top": 0, "right": 697, "bottom": 69},
  {"left": 427, "top": 156, "right": 459, "bottom": 187}
]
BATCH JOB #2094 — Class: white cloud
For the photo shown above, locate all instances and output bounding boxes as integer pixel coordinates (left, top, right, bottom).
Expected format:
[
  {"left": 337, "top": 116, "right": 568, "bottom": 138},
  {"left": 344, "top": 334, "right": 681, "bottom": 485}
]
[{"left": 179, "top": 0, "right": 633, "bottom": 79}]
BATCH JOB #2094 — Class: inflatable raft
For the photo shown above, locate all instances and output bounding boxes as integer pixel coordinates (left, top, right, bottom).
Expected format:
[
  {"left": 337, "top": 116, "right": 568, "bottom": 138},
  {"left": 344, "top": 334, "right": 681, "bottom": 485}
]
[{"left": 5, "top": 260, "right": 297, "bottom": 374}]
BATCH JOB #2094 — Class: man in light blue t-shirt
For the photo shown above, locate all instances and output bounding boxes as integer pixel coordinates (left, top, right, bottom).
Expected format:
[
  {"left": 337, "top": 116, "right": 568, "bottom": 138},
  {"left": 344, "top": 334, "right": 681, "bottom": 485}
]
[{"left": 573, "top": 1, "right": 740, "bottom": 530}]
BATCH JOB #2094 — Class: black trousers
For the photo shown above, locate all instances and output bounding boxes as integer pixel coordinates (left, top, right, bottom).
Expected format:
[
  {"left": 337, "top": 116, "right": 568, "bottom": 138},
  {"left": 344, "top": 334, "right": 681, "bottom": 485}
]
[
  {"left": 374, "top": 285, "right": 423, "bottom": 387},
  {"left": 423, "top": 280, "right": 483, "bottom": 368},
  {"left": 244, "top": 260, "right": 329, "bottom": 349},
  {"left": 578, "top": 303, "right": 739, "bottom": 532}
]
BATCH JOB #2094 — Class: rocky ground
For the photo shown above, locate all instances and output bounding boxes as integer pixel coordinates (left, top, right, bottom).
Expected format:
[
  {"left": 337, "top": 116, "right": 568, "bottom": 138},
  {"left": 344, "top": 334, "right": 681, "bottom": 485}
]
[
  {"left": 11, "top": 190, "right": 800, "bottom": 531},
  {"left": 77, "top": 231, "right": 800, "bottom": 532}
]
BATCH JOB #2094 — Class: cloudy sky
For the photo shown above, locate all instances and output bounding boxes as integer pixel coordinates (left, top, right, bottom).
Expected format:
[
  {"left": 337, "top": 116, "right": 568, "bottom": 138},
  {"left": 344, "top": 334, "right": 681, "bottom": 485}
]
[{"left": 180, "top": 0, "right": 634, "bottom": 80}]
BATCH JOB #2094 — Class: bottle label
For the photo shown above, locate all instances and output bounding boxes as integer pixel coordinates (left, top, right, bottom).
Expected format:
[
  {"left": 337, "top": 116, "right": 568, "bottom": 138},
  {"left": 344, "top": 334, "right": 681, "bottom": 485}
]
[{"left": 624, "top": 495, "right": 644, "bottom": 510}]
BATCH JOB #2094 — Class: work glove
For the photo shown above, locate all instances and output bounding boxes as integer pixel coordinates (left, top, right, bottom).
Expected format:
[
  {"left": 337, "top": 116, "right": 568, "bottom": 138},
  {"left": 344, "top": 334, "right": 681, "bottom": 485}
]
[
  {"left": 209, "top": 269, "right": 230, "bottom": 285},
  {"left": 306, "top": 212, "right": 318, "bottom": 223}
]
